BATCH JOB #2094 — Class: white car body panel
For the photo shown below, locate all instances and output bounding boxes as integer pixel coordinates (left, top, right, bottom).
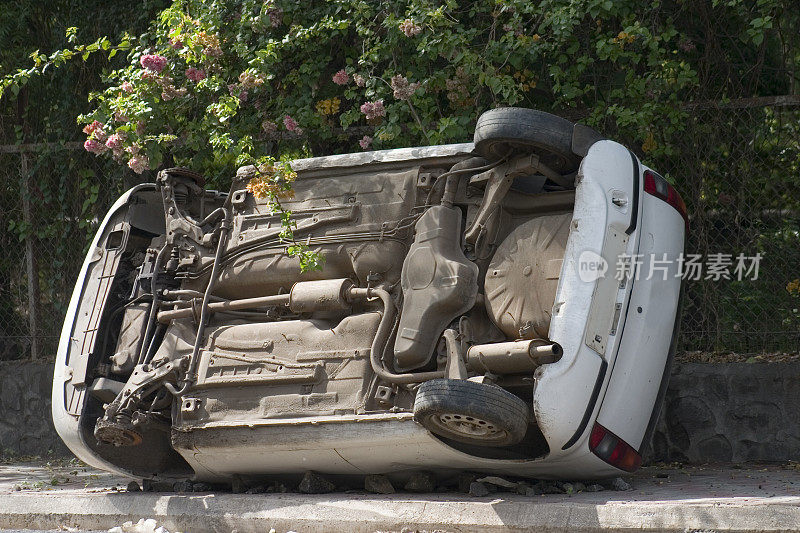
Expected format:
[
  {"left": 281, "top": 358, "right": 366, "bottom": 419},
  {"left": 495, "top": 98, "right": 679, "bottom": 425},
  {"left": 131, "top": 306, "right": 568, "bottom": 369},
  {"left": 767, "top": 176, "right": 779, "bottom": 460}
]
[
  {"left": 177, "top": 414, "right": 616, "bottom": 481},
  {"left": 533, "top": 140, "right": 642, "bottom": 456}
]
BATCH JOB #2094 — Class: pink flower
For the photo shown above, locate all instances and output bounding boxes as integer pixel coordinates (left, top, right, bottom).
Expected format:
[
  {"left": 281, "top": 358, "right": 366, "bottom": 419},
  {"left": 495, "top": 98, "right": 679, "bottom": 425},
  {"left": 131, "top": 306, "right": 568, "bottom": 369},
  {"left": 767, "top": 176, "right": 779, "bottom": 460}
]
[
  {"left": 170, "top": 37, "right": 184, "bottom": 49},
  {"left": 185, "top": 67, "right": 206, "bottom": 82},
  {"left": 390, "top": 74, "right": 420, "bottom": 100},
  {"left": 332, "top": 69, "right": 349, "bottom": 85},
  {"left": 83, "top": 120, "right": 107, "bottom": 142},
  {"left": 353, "top": 74, "right": 366, "bottom": 87},
  {"left": 82, "top": 120, "right": 104, "bottom": 135},
  {"left": 359, "top": 135, "right": 373, "bottom": 150},
  {"left": 360, "top": 100, "right": 386, "bottom": 120},
  {"left": 83, "top": 139, "right": 107, "bottom": 155},
  {"left": 127, "top": 154, "right": 150, "bottom": 174},
  {"left": 238, "top": 89, "right": 249, "bottom": 102},
  {"left": 283, "top": 115, "right": 299, "bottom": 132},
  {"left": 105, "top": 133, "right": 124, "bottom": 150},
  {"left": 261, "top": 119, "right": 278, "bottom": 134},
  {"left": 398, "top": 19, "right": 422, "bottom": 37},
  {"left": 139, "top": 54, "right": 168, "bottom": 73},
  {"left": 121, "top": 81, "right": 134, "bottom": 93}
]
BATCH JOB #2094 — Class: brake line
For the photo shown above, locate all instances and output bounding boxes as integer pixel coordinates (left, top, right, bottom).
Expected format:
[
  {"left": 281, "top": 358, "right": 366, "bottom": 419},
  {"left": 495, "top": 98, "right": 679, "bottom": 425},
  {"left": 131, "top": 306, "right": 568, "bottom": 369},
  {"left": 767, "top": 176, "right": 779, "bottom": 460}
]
[
  {"left": 137, "top": 244, "right": 170, "bottom": 365},
  {"left": 165, "top": 209, "right": 231, "bottom": 397}
]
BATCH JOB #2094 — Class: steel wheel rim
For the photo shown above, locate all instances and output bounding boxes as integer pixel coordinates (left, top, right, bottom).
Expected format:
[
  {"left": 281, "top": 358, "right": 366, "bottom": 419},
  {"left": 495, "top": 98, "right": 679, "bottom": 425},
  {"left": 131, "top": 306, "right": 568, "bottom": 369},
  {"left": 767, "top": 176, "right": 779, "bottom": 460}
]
[{"left": 428, "top": 412, "right": 508, "bottom": 441}]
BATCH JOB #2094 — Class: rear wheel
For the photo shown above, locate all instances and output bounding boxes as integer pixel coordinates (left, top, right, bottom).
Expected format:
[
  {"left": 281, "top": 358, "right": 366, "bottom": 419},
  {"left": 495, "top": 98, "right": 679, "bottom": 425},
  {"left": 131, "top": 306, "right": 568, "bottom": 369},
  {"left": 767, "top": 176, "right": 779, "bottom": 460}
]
[
  {"left": 413, "top": 379, "right": 530, "bottom": 447},
  {"left": 473, "top": 107, "right": 581, "bottom": 174}
]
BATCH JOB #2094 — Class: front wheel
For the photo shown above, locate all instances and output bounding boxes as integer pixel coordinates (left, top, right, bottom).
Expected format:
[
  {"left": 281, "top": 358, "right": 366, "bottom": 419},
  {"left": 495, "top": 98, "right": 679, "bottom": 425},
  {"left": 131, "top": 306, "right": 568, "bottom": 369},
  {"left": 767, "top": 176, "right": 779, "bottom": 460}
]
[{"left": 413, "top": 379, "right": 530, "bottom": 447}]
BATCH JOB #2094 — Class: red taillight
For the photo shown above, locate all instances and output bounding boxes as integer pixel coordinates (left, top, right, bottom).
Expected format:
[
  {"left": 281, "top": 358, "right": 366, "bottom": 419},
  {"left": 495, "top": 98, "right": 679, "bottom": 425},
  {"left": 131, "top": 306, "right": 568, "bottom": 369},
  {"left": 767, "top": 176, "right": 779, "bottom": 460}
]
[
  {"left": 589, "top": 423, "right": 642, "bottom": 473},
  {"left": 643, "top": 169, "right": 689, "bottom": 232}
]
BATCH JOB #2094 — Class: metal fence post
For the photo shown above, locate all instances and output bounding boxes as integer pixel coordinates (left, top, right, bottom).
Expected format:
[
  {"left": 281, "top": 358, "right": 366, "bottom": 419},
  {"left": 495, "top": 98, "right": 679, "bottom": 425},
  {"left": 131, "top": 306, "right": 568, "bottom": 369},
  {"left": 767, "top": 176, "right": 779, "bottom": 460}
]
[
  {"left": 16, "top": 90, "right": 42, "bottom": 360},
  {"left": 20, "top": 150, "right": 41, "bottom": 360}
]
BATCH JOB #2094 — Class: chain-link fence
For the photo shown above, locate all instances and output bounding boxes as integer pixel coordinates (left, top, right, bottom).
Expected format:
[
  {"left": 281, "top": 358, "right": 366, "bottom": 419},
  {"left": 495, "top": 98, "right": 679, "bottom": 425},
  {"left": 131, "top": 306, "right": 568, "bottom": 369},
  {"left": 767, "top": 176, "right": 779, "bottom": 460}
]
[
  {"left": 651, "top": 99, "right": 800, "bottom": 354},
  {"left": 0, "top": 146, "right": 148, "bottom": 360},
  {"left": 0, "top": 100, "right": 798, "bottom": 361}
]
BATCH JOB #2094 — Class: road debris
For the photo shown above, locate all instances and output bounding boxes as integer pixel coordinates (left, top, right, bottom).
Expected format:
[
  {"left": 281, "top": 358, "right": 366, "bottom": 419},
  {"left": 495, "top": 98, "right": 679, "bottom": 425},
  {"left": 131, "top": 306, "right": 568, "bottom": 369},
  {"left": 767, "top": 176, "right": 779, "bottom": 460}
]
[
  {"left": 365, "top": 474, "right": 395, "bottom": 494},
  {"left": 297, "top": 471, "right": 335, "bottom": 494}
]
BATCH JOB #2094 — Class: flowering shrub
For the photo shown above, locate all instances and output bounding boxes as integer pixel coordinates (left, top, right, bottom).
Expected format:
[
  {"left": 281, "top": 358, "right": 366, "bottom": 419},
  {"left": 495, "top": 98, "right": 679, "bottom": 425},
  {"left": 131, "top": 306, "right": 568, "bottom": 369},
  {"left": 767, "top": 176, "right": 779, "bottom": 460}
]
[
  {"left": 185, "top": 67, "right": 206, "bottom": 82},
  {"left": 398, "top": 19, "right": 422, "bottom": 37},
  {"left": 332, "top": 70, "right": 349, "bottom": 86},
  {"left": 390, "top": 75, "right": 419, "bottom": 101},
  {"left": 359, "top": 100, "right": 386, "bottom": 121},
  {"left": 283, "top": 115, "right": 300, "bottom": 133},
  {"left": 1, "top": 0, "right": 788, "bottom": 272},
  {"left": 62, "top": 0, "right": 712, "bottom": 269},
  {"left": 62, "top": 0, "right": 736, "bottom": 189}
]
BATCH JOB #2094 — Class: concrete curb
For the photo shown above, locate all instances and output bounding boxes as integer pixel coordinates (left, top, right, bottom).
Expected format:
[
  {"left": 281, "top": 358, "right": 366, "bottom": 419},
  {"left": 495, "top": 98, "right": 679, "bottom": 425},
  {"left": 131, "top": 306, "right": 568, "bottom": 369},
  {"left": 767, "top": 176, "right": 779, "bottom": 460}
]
[
  {"left": 2, "top": 491, "right": 800, "bottom": 532},
  {"left": 2, "top": 464, "right": 799, "bottom": 532}
]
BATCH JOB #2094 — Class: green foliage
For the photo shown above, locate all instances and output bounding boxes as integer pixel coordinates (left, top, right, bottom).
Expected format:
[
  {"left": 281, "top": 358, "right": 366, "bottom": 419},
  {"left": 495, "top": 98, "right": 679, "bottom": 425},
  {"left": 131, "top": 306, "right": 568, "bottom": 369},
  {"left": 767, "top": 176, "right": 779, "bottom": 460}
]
[
  {"left": 55, "top": 0, "right": 790, "bottom": 172},
  {"left": 0, "top": 0, "right": 798, "bottom": 351},
  {"left": 244, "top": 155, "right": 324, "bottom": 268},
  {"left": 4, "top": 0, "right": 794, "bottom": 272},
  {"left": 25, "top": 0, "right": 782, "bottom": 272},
  {"left": 0, "top": 0, "right": 167, "bottom": 358}
]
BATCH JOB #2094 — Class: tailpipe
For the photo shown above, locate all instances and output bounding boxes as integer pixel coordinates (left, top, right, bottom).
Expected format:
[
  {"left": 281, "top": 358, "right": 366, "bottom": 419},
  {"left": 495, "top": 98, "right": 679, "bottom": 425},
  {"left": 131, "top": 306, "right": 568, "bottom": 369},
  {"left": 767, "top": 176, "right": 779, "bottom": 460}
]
[{"left": 466, "top": 339, "right": 562, "bottom": 374}]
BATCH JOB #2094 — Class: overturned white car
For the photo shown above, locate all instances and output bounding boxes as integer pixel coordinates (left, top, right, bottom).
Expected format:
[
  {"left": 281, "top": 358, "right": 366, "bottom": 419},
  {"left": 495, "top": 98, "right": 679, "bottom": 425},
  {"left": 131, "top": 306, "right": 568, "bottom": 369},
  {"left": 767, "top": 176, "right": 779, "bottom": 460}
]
[{"left": 53, "top": 108, "right": 686, "bottom": 482}]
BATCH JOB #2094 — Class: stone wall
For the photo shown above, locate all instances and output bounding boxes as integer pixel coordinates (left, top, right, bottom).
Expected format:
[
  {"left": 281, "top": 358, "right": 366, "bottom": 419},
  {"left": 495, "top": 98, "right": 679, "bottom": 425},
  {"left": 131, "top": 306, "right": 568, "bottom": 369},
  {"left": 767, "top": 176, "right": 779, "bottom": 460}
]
[
  {"left": 648, "top": 362, "right": 800, "bottom": 463},
  {"left": 0, "top": 362, "right": 69, "bottom": 457},
  {"left": 1, "top": 360, "right": 798, "bottom": 463}
]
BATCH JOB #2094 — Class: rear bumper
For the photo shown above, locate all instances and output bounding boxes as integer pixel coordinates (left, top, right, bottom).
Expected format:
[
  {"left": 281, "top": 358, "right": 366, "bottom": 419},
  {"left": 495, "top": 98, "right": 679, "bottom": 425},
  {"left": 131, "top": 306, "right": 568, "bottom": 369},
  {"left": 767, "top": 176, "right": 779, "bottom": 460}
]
[
  {"left": 532, "top": 141, "right": 642, "bottom": 463},
  {"left": 595, "top": 193, "right": 685, "bottom": 450}
]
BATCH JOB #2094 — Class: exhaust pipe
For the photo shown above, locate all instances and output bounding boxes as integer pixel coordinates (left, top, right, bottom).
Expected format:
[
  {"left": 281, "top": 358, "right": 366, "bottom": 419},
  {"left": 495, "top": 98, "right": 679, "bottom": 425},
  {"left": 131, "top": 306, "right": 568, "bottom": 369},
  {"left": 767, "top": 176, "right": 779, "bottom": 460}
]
[{"left": 467, "top": 339, "right": 562, "bottom": 374}]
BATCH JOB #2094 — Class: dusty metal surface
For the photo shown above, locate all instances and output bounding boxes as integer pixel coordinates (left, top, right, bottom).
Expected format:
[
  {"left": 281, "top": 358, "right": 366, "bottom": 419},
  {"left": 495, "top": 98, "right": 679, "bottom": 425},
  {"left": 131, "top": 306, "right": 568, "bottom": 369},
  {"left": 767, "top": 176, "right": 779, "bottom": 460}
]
[{"left": 64, "top": 141, "right": 579, "bottom": 477}]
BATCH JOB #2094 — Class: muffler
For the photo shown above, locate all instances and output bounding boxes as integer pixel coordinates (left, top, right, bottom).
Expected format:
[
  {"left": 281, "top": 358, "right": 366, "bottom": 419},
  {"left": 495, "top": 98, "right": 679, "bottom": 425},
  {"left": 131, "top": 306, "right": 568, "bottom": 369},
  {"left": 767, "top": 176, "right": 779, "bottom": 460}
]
[{"left": 467, "top": 339, "right": 562, "bottom": 374}]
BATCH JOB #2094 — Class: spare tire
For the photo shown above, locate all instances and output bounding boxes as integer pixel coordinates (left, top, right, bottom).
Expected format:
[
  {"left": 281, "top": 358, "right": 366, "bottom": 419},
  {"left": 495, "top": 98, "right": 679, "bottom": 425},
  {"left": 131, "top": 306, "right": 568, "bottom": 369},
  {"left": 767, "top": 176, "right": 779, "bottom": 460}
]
[
  {"left": 413, "top": 379, "right": 530, "bottom": 447},
  {"left": 473, "top": 107, "right": 581, "bottom": 174}
]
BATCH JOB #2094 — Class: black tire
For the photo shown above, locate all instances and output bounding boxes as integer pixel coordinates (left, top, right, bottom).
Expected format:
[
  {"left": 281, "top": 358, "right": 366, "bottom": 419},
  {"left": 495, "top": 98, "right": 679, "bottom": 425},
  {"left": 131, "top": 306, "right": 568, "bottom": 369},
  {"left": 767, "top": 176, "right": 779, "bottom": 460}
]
[
  {"left": 413, "top": 379, "right": 530, "bottom": 447},
  {"left": 473, "top": 107, "right": 580, "bottom": 173}
]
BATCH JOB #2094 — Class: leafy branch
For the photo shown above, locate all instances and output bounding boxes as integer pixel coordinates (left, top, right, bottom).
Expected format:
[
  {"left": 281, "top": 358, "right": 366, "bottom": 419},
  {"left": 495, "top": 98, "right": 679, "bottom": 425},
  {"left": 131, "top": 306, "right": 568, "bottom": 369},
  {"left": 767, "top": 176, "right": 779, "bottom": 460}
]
[
  {"left": 244, "top": 156, "right": 324, "bottom": 272},
  {"left": 0, "top": 28, "right": 133, "bottom": 100}
]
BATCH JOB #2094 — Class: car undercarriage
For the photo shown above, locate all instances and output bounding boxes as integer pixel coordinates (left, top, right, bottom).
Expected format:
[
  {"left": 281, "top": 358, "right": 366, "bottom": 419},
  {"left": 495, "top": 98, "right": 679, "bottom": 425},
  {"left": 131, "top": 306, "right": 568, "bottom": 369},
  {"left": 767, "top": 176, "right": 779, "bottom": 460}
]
[{"left": 54, "top": 108, "right": 683, "bottom": 481}]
